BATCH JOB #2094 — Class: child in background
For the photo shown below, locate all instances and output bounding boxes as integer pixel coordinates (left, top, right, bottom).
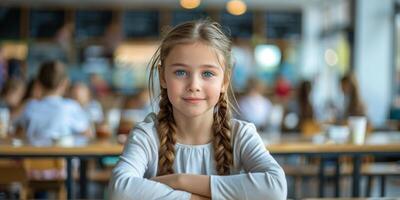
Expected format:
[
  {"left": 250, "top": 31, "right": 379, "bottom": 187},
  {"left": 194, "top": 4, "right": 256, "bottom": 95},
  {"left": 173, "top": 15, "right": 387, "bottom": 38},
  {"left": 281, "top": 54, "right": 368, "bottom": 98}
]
[
  {"left": 238, "top": 77, "right": 272, "bottom": 131},
  {"left": 117, "top": 88, "right": 152, "bottom": 143},
  {"left": 22, "top": 79, "right": 43, "bottom": 102},
  {"left": 297, "top": 80, "right": 320, "bottom": 136},
  {"left": 69, "top": 82, "right": 110, "bottom": 139},
  {"left": 0, "top": 78, "right": 26, "bottom": 122},
  {"left": 69, "top": 82, "right": 104, "bottom": 125},
  {"left": 18, "top": 60, "right": 92, "bottom": 146},
  {"left": 338, "top": 73, "right": 366, "bottom": 121},
  {"left": 109, "top": 20, "right": 286, "bottom": 200}
]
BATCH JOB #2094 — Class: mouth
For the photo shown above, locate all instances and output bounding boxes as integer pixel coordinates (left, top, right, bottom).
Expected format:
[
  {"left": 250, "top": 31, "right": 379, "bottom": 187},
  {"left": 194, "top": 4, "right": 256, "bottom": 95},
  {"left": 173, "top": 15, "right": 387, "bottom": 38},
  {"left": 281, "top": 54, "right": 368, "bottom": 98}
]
[{"left": 182, "top": 97, "right": 205, "bottom": 104}]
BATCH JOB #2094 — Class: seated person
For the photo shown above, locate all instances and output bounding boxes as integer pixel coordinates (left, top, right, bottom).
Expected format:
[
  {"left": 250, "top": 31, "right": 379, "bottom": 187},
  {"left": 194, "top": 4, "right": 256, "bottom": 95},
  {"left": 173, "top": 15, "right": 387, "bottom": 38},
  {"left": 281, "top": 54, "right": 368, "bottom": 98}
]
[
  {"left": 297, "top": 80, "right": 320, "bottom": 136},
  {"left": 338, "top": 73, "right": 366, "bottom": 121},
  {"left": 69, "top": 81, "right": 112, "bottom": 140},
  {"left": 117, "top": 88, "right": 152, "bottom": 143},
  {"left": 17, "top": 60, "right": 92, "bottom": 146},
  {"left": 238, "top": 78, "right": 272, "bottom": 131},
  {"left": 0, "top": 78, "right": 26, "bottom": 123}
]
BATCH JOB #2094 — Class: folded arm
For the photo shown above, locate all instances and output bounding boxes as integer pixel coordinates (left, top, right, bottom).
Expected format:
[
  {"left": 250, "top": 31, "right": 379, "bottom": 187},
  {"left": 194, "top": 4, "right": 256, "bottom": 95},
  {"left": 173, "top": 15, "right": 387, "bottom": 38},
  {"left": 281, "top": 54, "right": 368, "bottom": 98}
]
[
  {"left": 210, "top": 124, "right": 287, "bottom": 200},
  {"left": 109, "top": 128, "right": 191, "bottom": 200},
  {"left": 151, "top": 174, "right": 211, "bottom": 198},
  {"left": 110, "top": 160, "right": 191, "bottom": 200}
]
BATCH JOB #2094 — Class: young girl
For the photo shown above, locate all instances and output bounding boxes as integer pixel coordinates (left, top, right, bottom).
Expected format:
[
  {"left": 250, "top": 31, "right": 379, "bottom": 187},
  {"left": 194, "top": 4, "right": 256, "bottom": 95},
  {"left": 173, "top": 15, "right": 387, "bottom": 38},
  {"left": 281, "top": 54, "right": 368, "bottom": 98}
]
[{"left": 109, "top": 20, "right": 287, "bottom": 200}]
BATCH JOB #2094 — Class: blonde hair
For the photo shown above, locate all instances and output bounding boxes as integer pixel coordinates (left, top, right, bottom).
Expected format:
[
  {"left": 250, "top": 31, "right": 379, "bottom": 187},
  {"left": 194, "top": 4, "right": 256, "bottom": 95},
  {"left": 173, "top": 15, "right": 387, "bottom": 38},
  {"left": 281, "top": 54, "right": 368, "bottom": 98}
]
[{"left": 148, "top": 19, "right": 234, "bottom": 176}]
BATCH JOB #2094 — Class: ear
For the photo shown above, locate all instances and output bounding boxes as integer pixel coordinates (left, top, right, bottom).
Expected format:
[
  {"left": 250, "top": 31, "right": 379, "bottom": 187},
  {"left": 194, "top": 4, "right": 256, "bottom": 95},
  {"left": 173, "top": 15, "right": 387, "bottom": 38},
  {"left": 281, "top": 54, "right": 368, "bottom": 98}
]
[
  {"left": 59, "top": 78, "right": 70, "bottom": 94},
  {"left": 221, "top": 76, "right": 230, "bottom": 93},
  {"left": 158, "top": 64, "right": 167, "bottom": 89}
]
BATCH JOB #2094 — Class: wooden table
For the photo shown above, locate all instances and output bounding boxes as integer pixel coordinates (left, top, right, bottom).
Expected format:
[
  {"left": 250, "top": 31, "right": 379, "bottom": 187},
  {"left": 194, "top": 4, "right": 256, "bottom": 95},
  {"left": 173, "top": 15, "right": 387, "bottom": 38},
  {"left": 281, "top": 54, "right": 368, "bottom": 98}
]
[
  {"left": 0, "top": 139, "right": 122, "bottom": 199},
  {"left": 263, "top": 132, "right": 400, "bottom": 198},
  {"left": 1, "top": 132, "right": 399, "bottom": 199}
]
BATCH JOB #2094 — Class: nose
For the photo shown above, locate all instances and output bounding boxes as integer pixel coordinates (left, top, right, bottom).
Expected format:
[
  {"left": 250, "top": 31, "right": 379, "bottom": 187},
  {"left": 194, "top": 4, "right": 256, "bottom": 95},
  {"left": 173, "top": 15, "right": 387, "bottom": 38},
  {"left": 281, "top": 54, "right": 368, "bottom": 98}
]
[{"left": 187, "top": 76, "right": 201, "bottom": 92}]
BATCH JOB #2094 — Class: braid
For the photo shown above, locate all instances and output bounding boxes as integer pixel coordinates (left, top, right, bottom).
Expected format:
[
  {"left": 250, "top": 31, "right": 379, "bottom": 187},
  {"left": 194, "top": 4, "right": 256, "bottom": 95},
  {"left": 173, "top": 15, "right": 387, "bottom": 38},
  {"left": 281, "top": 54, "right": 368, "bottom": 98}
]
[
  {"left": 157, "top": 89, "right": 177, "bottom": 176},
  {"left": 212, "top": 93, "right": 233, "bottom": 175}
]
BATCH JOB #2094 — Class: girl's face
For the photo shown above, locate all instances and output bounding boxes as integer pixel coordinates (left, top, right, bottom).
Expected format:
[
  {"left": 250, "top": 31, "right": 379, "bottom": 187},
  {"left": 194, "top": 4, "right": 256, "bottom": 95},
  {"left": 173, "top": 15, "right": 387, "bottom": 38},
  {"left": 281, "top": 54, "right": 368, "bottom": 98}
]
[{"left": 161, "top": 42, "right": 227, "bottom": 119}]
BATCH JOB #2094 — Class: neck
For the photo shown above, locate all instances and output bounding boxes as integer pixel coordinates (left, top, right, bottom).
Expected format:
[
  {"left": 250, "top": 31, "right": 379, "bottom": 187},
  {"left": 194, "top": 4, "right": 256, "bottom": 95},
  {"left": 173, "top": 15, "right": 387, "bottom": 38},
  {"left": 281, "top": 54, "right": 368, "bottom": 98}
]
[
  {"left": 42, "top": 89, "right": 62, "bottom": 98},
  {"left": 173, "top": 109, "right": 214, "bottom": 145}
]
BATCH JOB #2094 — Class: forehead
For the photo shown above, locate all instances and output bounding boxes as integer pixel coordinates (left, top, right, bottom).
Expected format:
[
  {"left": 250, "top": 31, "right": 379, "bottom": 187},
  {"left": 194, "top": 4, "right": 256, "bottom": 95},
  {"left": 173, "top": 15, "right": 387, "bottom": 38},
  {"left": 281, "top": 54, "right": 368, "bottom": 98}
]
[{"left": 164, "top": 42, "right": 225, "bottom": 69}]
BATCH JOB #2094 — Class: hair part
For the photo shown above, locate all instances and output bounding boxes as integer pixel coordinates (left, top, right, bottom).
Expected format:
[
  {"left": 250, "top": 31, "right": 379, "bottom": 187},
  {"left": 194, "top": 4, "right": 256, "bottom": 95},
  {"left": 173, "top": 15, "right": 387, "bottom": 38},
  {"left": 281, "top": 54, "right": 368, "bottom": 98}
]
[{"left": 148, "top": 19, "right": 234, "bottom": 176}]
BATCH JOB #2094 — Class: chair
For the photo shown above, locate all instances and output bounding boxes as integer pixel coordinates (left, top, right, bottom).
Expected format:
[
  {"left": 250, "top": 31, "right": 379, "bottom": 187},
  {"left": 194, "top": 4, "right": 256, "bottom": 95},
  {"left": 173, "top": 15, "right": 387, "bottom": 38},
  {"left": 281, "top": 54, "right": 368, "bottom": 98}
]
[
  {"left": 23, "top": 158, "right": 67, "bottom": 200},
  {"left": 363, "top": 162, "right": 400, "bottom": 197},
  {"left": 0, "top": 160, "right": 29, "bottom": 200}
]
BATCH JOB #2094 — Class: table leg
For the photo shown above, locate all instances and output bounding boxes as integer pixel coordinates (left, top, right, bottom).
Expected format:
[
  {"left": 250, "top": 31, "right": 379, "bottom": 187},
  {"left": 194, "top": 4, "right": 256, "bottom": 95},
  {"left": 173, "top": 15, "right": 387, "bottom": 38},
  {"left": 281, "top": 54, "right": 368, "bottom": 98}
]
[
  {"left": 352, "top": 155, "right": 361, "bottom": 197},
  {"left": 318, "top": 157, "right": 326, "bottom": 197},
  {"left": 334, "top": 157, "right": 340, "bottom": 197},
  {"left": 80, "top": 159, "right": 88, "bottom": 199},
  {"left": 380, "top": 175, "right": 386, "bottom": 197},
  {"left": 66, "top": 157, "right": 74, "bottom": 200}
]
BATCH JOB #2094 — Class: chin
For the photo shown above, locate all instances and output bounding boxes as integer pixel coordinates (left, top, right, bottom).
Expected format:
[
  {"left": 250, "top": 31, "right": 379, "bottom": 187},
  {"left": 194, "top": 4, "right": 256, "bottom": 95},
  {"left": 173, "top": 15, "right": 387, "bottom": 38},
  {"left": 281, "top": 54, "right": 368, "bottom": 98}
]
[
  {"left": 182, "top": 110, "right": 207, "bottom": 118},
  {"left": 176, "top": 107, "right": 213, "bottom": 119}
]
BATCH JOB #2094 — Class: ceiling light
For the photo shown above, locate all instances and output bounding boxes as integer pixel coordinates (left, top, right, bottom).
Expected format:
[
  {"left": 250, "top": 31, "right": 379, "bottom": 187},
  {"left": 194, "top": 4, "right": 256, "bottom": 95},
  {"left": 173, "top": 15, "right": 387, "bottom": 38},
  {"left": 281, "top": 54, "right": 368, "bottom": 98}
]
[
  {"left": 325, "top": 49, "right": 338, "bottom": 66},
  {"left": 226, "top": 0, "right": 247, "bottom": 16},
  {"left": 255, "top": 44, "right": 281, "bottom": 71},
  {"left": 180, "top": 0, "right": 201, "bottom": 9}
]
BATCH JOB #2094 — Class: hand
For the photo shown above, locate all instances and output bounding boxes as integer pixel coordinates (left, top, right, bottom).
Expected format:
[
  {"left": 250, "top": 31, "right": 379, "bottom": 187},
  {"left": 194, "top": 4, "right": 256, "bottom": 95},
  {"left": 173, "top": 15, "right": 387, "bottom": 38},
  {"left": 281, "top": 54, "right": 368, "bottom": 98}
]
[{"left": 151, "top": 174, "right": 181, "bottom": 189}]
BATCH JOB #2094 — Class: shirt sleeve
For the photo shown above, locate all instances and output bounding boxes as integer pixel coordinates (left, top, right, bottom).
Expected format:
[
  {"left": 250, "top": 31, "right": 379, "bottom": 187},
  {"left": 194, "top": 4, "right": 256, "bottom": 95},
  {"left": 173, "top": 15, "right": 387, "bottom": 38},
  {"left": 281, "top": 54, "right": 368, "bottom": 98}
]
[
  {"left": 66, "top": 100, "right": 90, "bottom": 134},
  {"left": 108, "top": 127, "right": 191, "bottom": 200},
  {"left": 210, "top": 123, "right": 287, "bottom": 200}
]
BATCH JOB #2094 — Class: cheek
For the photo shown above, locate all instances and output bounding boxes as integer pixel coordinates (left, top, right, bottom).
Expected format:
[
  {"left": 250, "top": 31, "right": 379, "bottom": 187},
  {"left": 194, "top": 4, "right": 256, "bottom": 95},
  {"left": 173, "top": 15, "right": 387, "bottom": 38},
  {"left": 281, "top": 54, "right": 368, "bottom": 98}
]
[
  {"left": 166, "top": 80, "right": 182, "bottom": 101},
  {"left": 206, "top": 84, "right": 223, "bottom": 101}
]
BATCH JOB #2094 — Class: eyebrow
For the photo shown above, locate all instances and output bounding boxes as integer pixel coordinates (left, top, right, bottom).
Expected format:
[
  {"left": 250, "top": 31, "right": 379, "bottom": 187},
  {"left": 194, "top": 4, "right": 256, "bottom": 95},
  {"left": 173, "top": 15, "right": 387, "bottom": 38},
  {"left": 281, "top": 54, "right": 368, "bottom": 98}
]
[{"left": 169, "top": 63, "right": 221, "bottom": 69}]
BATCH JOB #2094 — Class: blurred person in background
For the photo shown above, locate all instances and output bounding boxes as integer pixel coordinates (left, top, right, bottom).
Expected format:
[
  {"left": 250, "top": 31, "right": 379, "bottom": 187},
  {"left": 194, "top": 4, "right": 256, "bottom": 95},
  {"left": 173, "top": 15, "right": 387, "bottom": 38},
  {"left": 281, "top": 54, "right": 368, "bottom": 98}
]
[
  {"left": 0, "top": 78, "right": 26, "bottom": 122},
  {"left": 21, "top": 79, "right": 43, "bottom": 102},
  {"left": 0, "top": 47, "right": 6, "bottom": 88},
  {"left": 6, "top": 58, "right": 27, "bottom": 80},
  {"left": 337, "top": 73, "right": 374, "bottom": 134},
  {"left": 238, "top": 78, "right": 272, "bottom": 131},
  {"left": 17, "top": 60, "right": 92, "bottom": 146},
  {"left": 297, "top": 80, "right": 320, "bottom": 136},
  {"left": 338, "top": 73, "right": 366, "bottom": 121},
  {"left": 89, "top": 73, "right": 111, "bottom": 99},
  {"left": 12, "top": 79, "right": 43, "bottom": 136},
  {"left": 117, "top": 87, "right": 152, "bottom": 143},
  {"left": 14, "top": 63, "right": 91, "bottom": 199},
  {"left": 69, "top": 82, "right": 109, "bottom": 139},
  {"left": 69, "top": 82, "right": 104, "bottom": 125},
  {"left": 274, "top": 74, "right": 292, "bottom": 105}
]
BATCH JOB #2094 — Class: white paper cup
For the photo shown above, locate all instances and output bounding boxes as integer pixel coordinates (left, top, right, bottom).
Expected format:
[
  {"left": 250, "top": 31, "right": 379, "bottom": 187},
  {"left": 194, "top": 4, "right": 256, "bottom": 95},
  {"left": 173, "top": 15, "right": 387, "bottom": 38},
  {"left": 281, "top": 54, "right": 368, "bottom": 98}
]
[{"left": 348, "top": 116, "right": 367, "bottom": 145}]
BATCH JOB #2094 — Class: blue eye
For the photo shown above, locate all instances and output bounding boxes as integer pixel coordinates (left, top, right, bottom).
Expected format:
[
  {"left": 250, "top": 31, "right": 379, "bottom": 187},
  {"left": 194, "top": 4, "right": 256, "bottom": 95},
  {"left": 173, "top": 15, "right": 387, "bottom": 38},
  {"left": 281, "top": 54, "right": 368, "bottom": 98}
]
[
  {"left": 202, "top": 71, "right": 214, "bottom": 78},
  {"left": 175, "top": 70, "right": 187, "bottom": 77}
]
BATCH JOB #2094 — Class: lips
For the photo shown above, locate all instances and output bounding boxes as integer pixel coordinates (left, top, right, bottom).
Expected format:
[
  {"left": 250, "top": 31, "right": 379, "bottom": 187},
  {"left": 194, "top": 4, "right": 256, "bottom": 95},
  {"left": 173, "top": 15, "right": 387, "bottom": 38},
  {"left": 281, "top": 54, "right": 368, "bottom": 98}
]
[{"left": 182, "top": 97, "right": 205, "bottom": 103}]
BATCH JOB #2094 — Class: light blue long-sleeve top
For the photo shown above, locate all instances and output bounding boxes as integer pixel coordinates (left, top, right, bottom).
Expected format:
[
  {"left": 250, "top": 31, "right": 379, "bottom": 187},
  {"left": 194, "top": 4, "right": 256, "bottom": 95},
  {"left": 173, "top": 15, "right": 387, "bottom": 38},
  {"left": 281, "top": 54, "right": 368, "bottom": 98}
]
[
  {"left": 17, "top": 96, "right": 90, "bottom": 146},
  {"left": 109, "top": 113, "right": 287, "bottom": 200}
]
